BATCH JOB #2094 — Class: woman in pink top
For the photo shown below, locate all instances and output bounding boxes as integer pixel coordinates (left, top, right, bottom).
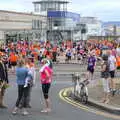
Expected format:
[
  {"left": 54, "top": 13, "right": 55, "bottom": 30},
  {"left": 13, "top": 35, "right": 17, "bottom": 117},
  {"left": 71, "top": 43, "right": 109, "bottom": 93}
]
[{"left": 39, "top": 59, "right": 53, "bottom": 113}]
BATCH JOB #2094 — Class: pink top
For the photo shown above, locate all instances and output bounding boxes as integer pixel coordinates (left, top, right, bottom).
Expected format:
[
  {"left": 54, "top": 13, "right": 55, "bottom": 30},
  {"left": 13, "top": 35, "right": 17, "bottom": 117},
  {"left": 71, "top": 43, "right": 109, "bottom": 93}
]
[
  {"left": 112, "top": 49, "right": 117, "bottom": 57},
  {"left": 40, "top": 66, "right": 53, "bottom": 84}
]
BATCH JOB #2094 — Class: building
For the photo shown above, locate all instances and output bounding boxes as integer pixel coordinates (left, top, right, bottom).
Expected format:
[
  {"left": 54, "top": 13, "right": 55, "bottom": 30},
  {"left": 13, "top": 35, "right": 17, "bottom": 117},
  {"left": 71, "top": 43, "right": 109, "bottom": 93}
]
[
  {"left": 0, "top": 10, "right": 47, "bottom": 43},
  {"left": 33, "top": 0, "right": 69, "bottom": 15},
  {"left": 33, "top": 0, "right": 80, "bottom": 42},
  {"left": 102, "top": 21, "right": 120, "bottom": 36},
  {"left": 0, "top": 0, "right": 104, "bottom": 43},
  {"left": 73, "top": 17, "right": 102, "bottom": 41},
  {"left": 80, "top": 17, "right": 102, "bottom": 36}
]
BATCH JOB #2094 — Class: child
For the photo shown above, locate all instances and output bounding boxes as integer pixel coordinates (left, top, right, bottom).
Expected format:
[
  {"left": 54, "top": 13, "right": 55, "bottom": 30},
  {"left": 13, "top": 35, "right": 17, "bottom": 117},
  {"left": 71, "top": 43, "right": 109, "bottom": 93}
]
[
  {"left": 24, "top": 61, "right": 36, "bottom": 88},
  {"left": 24, "top": 69, "right": 33, "bottom": 88}
]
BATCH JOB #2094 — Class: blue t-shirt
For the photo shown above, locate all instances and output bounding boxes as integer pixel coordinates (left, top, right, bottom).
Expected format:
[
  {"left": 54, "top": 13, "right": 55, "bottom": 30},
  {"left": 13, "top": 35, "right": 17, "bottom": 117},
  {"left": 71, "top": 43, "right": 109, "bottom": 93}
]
[{"left": 16, "top": 67, "right": 28, "bottom": 85}]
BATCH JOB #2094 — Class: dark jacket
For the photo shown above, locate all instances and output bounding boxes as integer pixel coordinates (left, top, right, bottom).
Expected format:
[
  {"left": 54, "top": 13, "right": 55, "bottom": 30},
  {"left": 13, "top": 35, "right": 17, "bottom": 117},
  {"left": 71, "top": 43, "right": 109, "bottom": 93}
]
[{"left": 0, "top": 61, "right": 9, "bottom": 83}]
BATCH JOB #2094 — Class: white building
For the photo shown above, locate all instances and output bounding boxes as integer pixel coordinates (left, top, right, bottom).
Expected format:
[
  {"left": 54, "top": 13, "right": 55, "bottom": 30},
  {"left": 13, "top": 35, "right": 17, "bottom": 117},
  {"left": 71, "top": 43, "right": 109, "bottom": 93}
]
[
  {"left": 33, "top": 0, "right": 80, "bottom": 41},
  {"left": 73, "top": 17, "right": 102, "bottom": 41},
  {"left": 102, "top": 21, "right": 120, "bottom": 36},
  {"left": 0, "top": 10, "right": 47, "bottom": 43}
]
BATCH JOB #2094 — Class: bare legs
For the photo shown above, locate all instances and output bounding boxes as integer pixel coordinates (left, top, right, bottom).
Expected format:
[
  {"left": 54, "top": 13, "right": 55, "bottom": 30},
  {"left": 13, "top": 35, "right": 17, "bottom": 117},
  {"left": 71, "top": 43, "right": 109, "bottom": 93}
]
[
  {"left": 45, "top": 98, "right": 51, "bottom": 112},
  {"left": 101, "top": 78, "right": 110, "bottom": 104}
]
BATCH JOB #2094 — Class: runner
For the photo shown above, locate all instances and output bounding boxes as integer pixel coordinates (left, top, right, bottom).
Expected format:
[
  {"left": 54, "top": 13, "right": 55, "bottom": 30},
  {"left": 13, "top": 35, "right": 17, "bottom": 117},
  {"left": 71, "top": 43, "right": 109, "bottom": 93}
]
[
  {"left": 39, "top": 59, "right": 53, "bottom": 113},
  {"left": 87, "top": 51, "right": 96, "bottom": 81}
]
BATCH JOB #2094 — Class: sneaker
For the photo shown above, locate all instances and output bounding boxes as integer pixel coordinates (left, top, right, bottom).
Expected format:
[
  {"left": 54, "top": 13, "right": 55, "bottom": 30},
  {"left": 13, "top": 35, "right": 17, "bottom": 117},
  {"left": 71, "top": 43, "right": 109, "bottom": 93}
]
[
  {"left": 41, "top": 109, "right": 48, "bottom": 113},
  {"left": 12, "top": 111, "right": 17, "bottom": 115},
  {"left": 12, "top": 107, "right": 18, "bottom": 115},
  {"left": 46, "top": 108, "right": 51, "bottom": 113},
  {"left": 22, "top": 110, "right": 29, "bottom": 115},
  {"left": 24, "top": 84, "right": 28, "bottom": 88},
  {"left": 41, "top": 108, "right": 51, "bottom": 113},
  {"left": 104, "top": 99, "right": 109, "bottom": 104}
]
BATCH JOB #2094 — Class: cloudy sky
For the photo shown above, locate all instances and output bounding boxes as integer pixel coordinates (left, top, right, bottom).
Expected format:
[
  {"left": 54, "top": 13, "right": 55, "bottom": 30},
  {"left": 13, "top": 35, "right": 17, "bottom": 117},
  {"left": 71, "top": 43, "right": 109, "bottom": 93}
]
[{"left": 0, "top": 0, "right": 120, "bottom": 21}]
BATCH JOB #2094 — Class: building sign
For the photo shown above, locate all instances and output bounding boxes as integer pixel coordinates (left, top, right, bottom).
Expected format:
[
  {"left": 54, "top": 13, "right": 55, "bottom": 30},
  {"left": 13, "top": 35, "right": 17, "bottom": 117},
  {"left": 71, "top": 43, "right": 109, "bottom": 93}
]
[{"left": 47, "top": 11, "right": 80, "bottom": 22}]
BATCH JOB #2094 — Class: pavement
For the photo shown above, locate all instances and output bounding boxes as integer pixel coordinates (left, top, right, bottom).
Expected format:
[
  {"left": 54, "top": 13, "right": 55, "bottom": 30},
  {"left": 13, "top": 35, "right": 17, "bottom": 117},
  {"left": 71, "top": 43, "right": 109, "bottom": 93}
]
[
  {"left": 4, "top": 71, "right": 117, "bottom": 120},
  {"left": 70, "top": 80, "right": 120, "bottom": 114},
  {"left": 7, "top": 57, "right": 120, "bottom": 117},
  {"left": 87, "top": 83, "right": 120, "bottom": 114},
  {"left": 53, "top": 55, "right": 120, "bottom": 115}
]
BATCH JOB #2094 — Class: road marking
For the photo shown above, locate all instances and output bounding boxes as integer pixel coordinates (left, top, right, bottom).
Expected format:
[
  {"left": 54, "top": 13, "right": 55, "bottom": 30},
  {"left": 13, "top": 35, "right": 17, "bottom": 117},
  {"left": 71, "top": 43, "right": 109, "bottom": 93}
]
[{"left": 59, "top": 88, "right": 120, "bottom": 120}]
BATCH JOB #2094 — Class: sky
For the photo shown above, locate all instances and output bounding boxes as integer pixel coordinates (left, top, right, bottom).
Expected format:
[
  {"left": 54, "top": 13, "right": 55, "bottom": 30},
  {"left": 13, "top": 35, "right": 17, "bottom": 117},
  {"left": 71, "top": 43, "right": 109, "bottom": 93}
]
[{"left": 0, "top": 0, "right": 120, "bottom": 21}]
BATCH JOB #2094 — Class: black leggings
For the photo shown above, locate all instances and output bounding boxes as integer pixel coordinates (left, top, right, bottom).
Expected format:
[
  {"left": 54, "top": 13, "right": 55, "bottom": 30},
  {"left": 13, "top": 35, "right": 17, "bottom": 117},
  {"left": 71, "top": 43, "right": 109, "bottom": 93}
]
[
  {"left": 42, "top": 84, "right": 51, "bottom": 99},
  {"left": 16, "top": 85, "right": 29, "bottom": 108}
]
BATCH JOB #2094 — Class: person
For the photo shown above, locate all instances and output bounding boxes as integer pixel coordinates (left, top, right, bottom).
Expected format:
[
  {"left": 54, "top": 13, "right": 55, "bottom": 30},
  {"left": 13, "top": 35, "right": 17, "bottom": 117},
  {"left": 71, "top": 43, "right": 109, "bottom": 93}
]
[
  {"left": 46, "top": 55, "right": 53, "bottom": 69},
  {"left": 108, "top": 50, "right": 117, "bottom": 96},
  {"left": 65, "top": 49, "right": 72, "bottom": 63},
  {"left": 101, "top": 54, "right": 110, "bottom": 104},
  {"left": 9, "top": 51, "right": 18, "bottom": 73},
  {"left": 116, "top": 45, "right": 120, "bottom": 56},
  {"left": 116, "top": 55, "right": 120, "bottom": 69},
  {"left": 87, "top": 52, "right": 96, "bottom": 81},
  {"left": 52, "top": 46, "right": 57, "bottom": 62},
  {"left": 39, "top": 59, "right": 53, "bottom": 113},
  {"left": 23, "top": 58, "right": 36, "bottom": 108},
  {"left": 0, "top": 56, "right": 9, "bottom": 108},
  {"left": 12, "top": 59, "right": 29, "bottom": 115},
  {"left": 24, "top": 68, "right": 33, "bottom": 88}
]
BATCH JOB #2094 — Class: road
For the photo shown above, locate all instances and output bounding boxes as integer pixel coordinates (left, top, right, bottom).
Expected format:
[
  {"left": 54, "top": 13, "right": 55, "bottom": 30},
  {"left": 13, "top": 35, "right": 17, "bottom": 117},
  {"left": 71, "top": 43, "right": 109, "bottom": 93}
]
[{"left": 0, "top": 64, "right": 118, "bottom": 120}]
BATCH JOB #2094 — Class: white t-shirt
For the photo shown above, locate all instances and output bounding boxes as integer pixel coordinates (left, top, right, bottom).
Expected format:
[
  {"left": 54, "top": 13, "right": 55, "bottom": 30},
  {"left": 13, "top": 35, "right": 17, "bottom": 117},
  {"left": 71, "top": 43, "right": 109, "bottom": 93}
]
[
  {"left": 116, "top": 48, "right": 120, "bottom": 56},
  {"left": 108, "top": 55, "right": 116, "bottom": 71}
]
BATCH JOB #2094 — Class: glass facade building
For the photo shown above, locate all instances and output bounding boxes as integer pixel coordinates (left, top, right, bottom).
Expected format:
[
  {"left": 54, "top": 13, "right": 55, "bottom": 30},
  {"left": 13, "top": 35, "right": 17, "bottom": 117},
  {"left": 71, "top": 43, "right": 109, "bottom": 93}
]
[{"left": 33, "top": 0, "right": 80, "bottom": 41}]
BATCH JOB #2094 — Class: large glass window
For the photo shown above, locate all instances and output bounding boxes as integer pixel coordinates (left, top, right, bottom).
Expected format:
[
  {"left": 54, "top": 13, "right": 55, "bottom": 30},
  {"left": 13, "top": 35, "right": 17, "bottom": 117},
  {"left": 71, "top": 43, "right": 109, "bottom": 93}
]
[
  {"left": 41, "top": 3, "right": 46, "bottom": 11},
  {"left": 34, "top": 4, "right": 39, "bottom": 12},
  {"left": 55, "top": 3, "right": 59, "bottom": 10},
  {"left": 32, "top": 20, "right": 42, "bottom": 30}
]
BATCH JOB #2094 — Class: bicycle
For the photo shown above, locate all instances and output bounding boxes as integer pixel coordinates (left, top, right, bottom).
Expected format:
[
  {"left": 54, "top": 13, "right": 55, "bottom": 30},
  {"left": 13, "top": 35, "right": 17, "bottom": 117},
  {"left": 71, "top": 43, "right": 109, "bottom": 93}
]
[{"left": 72, "top": 73, "right": 89, "bottom": 104}]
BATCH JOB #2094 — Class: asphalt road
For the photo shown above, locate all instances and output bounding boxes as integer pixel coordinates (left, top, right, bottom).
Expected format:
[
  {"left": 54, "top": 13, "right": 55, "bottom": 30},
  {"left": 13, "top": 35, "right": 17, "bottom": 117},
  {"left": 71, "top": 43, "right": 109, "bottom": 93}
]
[{"left": 0, "top": 65, "right": 118, "bottom": 120}]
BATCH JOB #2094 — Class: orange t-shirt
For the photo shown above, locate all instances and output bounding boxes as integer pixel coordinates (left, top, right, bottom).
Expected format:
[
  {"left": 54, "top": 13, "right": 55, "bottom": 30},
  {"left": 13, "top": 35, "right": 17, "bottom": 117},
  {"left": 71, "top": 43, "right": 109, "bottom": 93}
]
[
  {"left": 9, "top": 54, "right": 18, "bottom": 62},
  {"left": 116, "top": 56, "right": 120, "bottom": 67},
  {"left": 0, "top": 51, "right": 3, "bottom": 56},
  {"left": 95, "top": 49, "right": 101, "bottom": 56}
]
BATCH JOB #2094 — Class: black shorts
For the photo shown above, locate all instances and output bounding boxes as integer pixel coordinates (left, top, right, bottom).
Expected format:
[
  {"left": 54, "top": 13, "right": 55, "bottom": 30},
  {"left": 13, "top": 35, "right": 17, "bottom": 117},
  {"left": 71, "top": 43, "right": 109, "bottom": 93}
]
[
  {"left": 42, "top": 83, "right": 51, "bottom": 99},
  {"left": 87, "top": 67, "right": 94, "bottom": 74},
  {"left": 11, "top": 62, "right": 17, "bottom": 66},
  {"left": 109, "top": 71, "right": 115, "bottom": 78}
]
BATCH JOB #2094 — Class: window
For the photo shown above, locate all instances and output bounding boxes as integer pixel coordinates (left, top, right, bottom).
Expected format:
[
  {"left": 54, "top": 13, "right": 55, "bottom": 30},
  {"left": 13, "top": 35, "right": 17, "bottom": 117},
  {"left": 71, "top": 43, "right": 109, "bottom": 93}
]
[
  {"left": 34, "top": 4, "right": 39, "bottom": 12},
  {"left": 41, "top": 3, "right": 47, "bottom": 11},
  {"left": 32, "top": 20, "right": 42, "bottom": 30}
]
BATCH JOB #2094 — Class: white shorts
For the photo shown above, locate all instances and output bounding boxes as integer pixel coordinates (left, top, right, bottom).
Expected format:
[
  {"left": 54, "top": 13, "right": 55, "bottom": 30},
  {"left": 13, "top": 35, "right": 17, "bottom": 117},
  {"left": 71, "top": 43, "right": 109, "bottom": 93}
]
[{"left": 102, "top": 78, "right": 110, "bottom": 93}]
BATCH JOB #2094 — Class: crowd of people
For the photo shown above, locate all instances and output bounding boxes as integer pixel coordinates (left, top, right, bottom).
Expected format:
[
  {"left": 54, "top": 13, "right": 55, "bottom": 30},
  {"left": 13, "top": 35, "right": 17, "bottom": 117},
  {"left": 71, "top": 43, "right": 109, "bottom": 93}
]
[
  {"left": 0, "top": 39, "right": 120, "bottom": 115},
  {"left": 0, "top": 40, "right": 54, "bottom": 115}
]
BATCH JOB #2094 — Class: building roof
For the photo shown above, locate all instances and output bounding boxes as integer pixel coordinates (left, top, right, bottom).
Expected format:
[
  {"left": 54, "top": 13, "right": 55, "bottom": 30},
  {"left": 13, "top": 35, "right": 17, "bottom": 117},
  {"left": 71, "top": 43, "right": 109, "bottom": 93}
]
[
  {"left": 33, "top": 0, "right": 69, "bottom": 4},
  {"left": 103, "top": 21, "right": 120, "bottom": 27},
  {"left": 0, "top": 10, "right": 46, "bottom": 17}
]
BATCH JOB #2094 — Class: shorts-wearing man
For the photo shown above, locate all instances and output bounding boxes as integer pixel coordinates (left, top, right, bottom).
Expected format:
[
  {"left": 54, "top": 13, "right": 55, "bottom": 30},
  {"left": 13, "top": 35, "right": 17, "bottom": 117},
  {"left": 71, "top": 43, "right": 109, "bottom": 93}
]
[{"left": 108, "top": 53, "right": 116, "bottom": 96}]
